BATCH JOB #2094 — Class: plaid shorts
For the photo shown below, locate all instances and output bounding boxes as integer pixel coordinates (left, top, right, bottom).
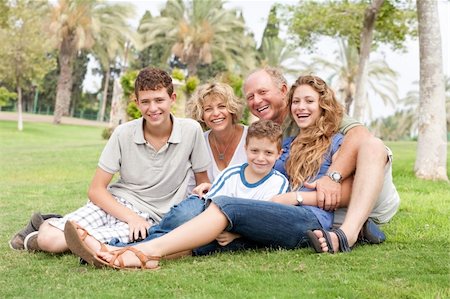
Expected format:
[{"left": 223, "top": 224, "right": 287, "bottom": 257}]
[{"left": 48, "top": 197, "right": 154, "bottom": 244}]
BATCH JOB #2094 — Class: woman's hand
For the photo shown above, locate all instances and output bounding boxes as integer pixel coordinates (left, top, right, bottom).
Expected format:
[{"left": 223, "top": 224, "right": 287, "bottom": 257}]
[
  {"left": 216, "top": 231, "right": 241, "bottom": 246},
  {"left": 270, "top": 193, "right": 297, "bottom": 206},
  {"left": 192, "top": 183, "right": 212, "bottom": 197},
  {"left": 126, "top": 215, "right": 152, "bottom": 242}
]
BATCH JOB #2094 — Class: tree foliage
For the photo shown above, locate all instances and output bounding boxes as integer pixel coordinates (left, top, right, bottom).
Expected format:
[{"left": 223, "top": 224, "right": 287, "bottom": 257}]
[
  {"left": 49, "top": 0, "right": 134, "bottom": 124},
  {"left": 139, "top": 0, "right": 256, "bottom": 76},
  {"left": 130, "top": 11, "right": 167, "bottom": 70},
  {"left": 0, "top": 87, "right": 17, "bottom": 107},
  {"left": 0, "top": 0, "right": 54, "bottom": 130},
  {"left": 302, "top": 39, "right": 398, "bottom": 119},
  {"left": 286, "top": 0, "right": 416, "bottom": 51}
]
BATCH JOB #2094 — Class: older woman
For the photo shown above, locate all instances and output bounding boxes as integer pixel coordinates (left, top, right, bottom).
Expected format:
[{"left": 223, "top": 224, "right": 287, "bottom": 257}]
[{"left": 187, "top": 82, "right": 247, "bottom": 187}]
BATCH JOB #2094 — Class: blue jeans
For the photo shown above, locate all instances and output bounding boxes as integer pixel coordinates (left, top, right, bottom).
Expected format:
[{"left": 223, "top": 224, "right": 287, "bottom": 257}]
[
  {"left": 110, "top": 195, "right": 322, "bottom": 253},
  {"left": 109, "top": 195, "right": 257, "bottom": 255},
  {"left": 210, "top": 196, "right": 321, "bottom": 249}
]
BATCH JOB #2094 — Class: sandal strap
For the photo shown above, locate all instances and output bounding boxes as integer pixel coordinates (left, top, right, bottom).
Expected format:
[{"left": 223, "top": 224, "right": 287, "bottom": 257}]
[
  {"left": 333, "top": 228, "right": 352, "bottom": 252},
  {"left": 108, "top": 247, "right": 160, "bottom": 269}
]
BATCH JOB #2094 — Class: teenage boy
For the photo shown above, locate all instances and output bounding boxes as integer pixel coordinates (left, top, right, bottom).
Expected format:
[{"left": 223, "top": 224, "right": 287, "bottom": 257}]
[
  {"left": 11, "top": 67, "right": 210, "bottom": 253},
  {"left": 64, "top": 119, "right": 289, "bottom": 262},
  {"left": 242, "top": 67, "right": 399, "bottom": 252}
]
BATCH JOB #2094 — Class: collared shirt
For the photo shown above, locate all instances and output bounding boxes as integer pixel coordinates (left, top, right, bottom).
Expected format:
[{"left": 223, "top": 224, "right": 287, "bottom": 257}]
[{"left": 98, "top": 115, "right": 210, "bottom": 222}]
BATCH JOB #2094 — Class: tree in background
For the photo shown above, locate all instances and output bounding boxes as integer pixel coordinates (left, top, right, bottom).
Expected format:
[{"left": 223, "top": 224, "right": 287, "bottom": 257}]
[
  {"left": 0, "top": 87, "right": 17, "bottom": 108},
  {"left": 91, "top": 5, "right": 134, "bottom": 122},
  {"left": 49, "top": 0, "right": 133, "bottom": 124},
  {"left": 303, "top": 39, "right": 398, "bottom": 119},
  {"left": 415, "top": 0, "right": 448, "bottom": 181},
  {"left": 0, "top": 0, "right": 54, "bottom": 131},
  {"left": 139, "top": 0, "right": 256, "bottom": 77},
  {"left": 257, "top": 5, "right": 302, "bottom": 77},
  {"left": 286, "top": 0, "right": 415, "bottom": 120},
  {"left": 130, "top": 11, "right": 167, "bottom": 70}
]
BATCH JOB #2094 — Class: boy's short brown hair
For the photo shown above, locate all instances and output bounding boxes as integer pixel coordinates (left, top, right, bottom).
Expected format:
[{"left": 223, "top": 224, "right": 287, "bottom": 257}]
[
  {"left": 134, "top": 67, "right": 174, "bottom": 99},
  {"left": 246, "top": 120, "right": 283, "bottom": 150}
]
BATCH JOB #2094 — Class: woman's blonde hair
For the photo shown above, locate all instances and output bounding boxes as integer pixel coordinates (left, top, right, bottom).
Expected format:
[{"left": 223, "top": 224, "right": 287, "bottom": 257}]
[
  {"left": 285, "top": 75, "right": 344, "bottom": 190},
  {"left": 187, "top": 82, "right": 244, "bottom": 129}
]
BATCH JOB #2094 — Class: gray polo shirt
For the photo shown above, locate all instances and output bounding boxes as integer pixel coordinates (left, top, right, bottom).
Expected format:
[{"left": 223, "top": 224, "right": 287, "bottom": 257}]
[{"left": 98, "top": 116, "right": 210, "bottom": 222}]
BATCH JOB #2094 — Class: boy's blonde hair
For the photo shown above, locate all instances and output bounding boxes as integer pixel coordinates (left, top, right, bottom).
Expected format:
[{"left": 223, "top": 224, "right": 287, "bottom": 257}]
[
  {"left": 285, "top": 75, "right": 344, "bottom": 190},
  {"left": 246, "top": 120, "right": 283, "bottom": 150},
  {"left": 187, "top": 82, "right": 243, "bottom": 128}
]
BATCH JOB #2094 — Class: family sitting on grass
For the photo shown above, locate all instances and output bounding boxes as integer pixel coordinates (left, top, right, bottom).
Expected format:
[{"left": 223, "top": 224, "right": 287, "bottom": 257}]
[{"left": 10, "top": 67, "right": 400, "bottom": 270}]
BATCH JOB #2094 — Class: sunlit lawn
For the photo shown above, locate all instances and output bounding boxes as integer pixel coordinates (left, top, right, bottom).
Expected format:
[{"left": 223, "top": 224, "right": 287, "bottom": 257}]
[{"left": 0, "top": 120, "right": 449, "bottom": 299}]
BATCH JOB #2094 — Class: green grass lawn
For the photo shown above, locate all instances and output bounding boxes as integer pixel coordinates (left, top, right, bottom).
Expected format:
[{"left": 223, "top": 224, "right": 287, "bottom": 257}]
[{"left": 0, "top": 120, "right": 449, "bottom": 299}]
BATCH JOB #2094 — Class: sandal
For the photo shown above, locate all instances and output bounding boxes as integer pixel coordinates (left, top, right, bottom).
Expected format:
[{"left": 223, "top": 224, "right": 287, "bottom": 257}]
[
  {"left": 307, "top": 229, "right": 334, "bottom": 253},
  {"left": 306, "top": 228, "right": 352, "bottom": 253},
  {"left": 93, "top": 247, "right": 161, "bottom": 271},
  {"left": 64, "top": 221, "right": 108, "bottom": 265}
]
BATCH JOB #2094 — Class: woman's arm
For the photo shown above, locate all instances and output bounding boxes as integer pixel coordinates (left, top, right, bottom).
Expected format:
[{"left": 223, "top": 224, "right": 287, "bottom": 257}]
[{"left": 270, "top": 177, "right": 352, "bottom": 208}]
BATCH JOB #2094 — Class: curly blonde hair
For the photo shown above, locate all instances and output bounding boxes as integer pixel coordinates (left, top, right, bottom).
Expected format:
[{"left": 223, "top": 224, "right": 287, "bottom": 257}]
[
  {"left": 285, "top": 75, "right": 344, "bottom": 190},
  {"left": 187, "top": 82, "right": 244, "bottom": 129}
]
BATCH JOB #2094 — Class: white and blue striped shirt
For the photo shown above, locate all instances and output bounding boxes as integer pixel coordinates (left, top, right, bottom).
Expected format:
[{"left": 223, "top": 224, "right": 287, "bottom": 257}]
[{"left": 205, "top": 163, "right": 289, "bottom": 201}]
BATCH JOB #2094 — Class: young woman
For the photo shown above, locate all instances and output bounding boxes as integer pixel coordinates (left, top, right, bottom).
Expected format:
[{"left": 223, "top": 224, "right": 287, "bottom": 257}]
[{"left": 67, "top": 75, "right": 355, "bottom": 269}]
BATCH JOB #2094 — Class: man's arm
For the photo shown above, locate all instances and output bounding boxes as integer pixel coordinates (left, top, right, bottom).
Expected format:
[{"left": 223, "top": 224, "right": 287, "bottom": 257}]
[{"left": 314, "top": 126, "right": 372, "bottom": 211}]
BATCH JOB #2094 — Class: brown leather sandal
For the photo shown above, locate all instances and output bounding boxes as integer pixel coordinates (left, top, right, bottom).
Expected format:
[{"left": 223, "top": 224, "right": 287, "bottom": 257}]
[
  {"left": 64, "top": 221, "right": 108, "bottom": 265},
  {"left": 93, "top": 247, "right": 161, "bottom": 271}
]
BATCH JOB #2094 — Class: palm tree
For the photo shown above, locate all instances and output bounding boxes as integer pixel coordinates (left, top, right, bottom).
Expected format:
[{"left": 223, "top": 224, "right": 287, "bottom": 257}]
[
  {"left": 49, "top": 0, "right": 133, "bottom": 124},
  {"left": 415, "top": 0, "right": 448, "bottom": 181},
  {"left": 92, "top": 6, "right": 135, "bottom": 122},
  {"left": 258, "top": 37, "right": 305, "bottom": 78},
  {"left": 304, "top": 39, "right": 398, "bottom": 121},
  {"left": 401, "top": 77, "right": 450, "bottom": 135},
  {"left": 139, "top": 0, "right": 256, "bottom": 77}
]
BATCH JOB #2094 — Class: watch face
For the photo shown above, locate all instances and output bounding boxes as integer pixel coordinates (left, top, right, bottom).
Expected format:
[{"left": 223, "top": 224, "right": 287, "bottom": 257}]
[{"left": 330, "top": 172, "right": 342, "bottom": 182}]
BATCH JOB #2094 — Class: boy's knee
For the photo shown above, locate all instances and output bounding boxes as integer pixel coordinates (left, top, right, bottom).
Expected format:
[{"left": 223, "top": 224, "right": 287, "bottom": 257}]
[{"left": 37, "top": 221, "right": 66, "bottom": 253}]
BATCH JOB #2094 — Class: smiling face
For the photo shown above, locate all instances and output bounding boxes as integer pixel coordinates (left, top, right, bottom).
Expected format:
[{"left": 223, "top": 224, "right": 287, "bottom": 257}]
[
  {"left": 290, "top": 84, "right": 322, "bottom": 129},
  {"left": 245, "top": 136, "right": 281, "bottom": 178},
  {"left": 136, "top": 88, "right": 175, "bottom": 129},
  {"left": 202, "top": 96, "right": 234, "bottom": 132},
  {"left": 243, "top": 70, "right": 288, "bottom": 124}
]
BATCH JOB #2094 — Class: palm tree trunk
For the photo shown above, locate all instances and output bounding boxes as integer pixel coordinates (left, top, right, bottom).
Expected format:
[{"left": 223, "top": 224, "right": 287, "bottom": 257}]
[
  {"left": 353, "top": 0, "right": 384, "bottom": 121},
  {"left": 99, "top": 65, "right": 111, "bottom": 122},
  {"left": 109, "top": 77, "right": 127, "bottom": 128},
  {"left": 53, "top": 38, "right": 75, "bottom": 124},
  {"left": 415, "top": 0, "right": 448, "bottom": 181}
]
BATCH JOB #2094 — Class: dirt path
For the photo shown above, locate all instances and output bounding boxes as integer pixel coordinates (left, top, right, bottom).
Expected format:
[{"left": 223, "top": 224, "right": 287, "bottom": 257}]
[{"left": 0, "top": 111, "right": 109, "bottom": 127}]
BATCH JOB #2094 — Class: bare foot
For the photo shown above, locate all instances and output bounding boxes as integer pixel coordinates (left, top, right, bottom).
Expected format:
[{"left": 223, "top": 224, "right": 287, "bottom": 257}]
[
  {"left": 97, "top": 247, "right": 160, "bottom": 270},
  {"left": 312, "top": 230, "right": 340, "bottom": 253}
]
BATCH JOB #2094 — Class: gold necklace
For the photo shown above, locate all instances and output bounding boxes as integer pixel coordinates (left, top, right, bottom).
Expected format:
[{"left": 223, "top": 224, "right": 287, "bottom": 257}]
[{"left": 212, "top": 127, "right": 236, "bottom": 161}]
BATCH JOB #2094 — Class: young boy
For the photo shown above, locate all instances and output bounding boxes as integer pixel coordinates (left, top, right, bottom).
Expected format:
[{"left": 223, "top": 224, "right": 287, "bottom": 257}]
[
  {"left": 65, "top": 119, "right": 289, "bottom": 260},
  {"left": 12, "top": 67, "right": 211, "bottom": 253}
]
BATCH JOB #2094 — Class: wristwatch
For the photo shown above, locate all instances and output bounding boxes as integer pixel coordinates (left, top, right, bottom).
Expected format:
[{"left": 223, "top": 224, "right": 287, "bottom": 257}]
[
  {"left": 296, "top": 191, "right": 304, "bottom": 206},
  {"left": 327, "top": 171, "right": 342, "bottom": 183}
]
